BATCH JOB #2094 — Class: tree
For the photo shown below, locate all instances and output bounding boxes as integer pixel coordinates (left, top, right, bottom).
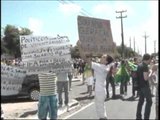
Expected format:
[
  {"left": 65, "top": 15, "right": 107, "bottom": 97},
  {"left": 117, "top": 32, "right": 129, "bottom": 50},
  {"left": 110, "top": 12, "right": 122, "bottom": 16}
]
[
  {"left": 1, "top": 39, "right": 9, "bottom": 55},
  {"left": 116, "top": 44, "right": 139, "bottom": 59},
  {"left": 70, "top": 45, "right": 80, "bottom": 58},
  {"left": 2, "top": 25, "right": 32, "bottom": 58}
]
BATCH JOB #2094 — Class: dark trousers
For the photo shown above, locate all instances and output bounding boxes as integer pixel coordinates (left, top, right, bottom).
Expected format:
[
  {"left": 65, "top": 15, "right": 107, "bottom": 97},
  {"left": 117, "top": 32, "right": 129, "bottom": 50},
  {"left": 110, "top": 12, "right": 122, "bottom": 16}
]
[
  {"left": 68, "top": 75, "right": 73, "bottom": 89},
  {"left": 106, "top": 79, "right": 115, "bottom": 98},
  {"left": 136, "top": 86, "right": 152, "bottom": 119},
  {"left": 132, "top": 78, "right": 139, "bottom": 96},
  {"left": 120, "top": 81, "right": 127, "bottom": 94},
  {"left": 57, "top": 81, "right": 69, "bottom": 106}
]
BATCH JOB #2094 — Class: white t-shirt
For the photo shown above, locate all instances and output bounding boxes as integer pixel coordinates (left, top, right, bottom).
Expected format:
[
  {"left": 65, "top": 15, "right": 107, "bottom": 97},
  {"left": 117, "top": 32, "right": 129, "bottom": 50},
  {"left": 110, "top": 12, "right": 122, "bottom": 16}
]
[
  {"left": 92, "top": 62, "right": 111, "bottom": 93},
  {"left": 86, "top": 76, "right": 94, "bottom": 86}
]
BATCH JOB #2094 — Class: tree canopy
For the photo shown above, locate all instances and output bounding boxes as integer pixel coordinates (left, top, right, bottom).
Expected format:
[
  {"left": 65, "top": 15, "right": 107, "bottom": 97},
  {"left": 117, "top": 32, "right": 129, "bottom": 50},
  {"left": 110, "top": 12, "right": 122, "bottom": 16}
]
[{"left": 1, "top": 25, "right": 32, "bottom": 58}]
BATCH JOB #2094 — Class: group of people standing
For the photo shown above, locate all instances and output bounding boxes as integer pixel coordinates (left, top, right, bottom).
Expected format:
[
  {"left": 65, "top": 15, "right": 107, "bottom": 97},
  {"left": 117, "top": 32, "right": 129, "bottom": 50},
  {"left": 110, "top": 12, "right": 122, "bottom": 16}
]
[
  {"left": 81, "top": 53, "right": 158, "bottom": 120},
  {"left": 37, "top": 53, "right": 158, "bottom": 120}
]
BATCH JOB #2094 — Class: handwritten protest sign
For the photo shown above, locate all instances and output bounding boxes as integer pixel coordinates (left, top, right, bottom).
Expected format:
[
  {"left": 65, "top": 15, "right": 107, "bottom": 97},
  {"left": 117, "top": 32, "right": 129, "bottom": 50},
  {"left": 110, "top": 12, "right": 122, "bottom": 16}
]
[
  {"left": 20, "top": 35, "right": 72, "bottom": 74},
  {"left": 77, "top": 16, "right": 116, "bottom": 56},
  {"left": 1, "top": 64, "right": 26, "bottom": 96}
]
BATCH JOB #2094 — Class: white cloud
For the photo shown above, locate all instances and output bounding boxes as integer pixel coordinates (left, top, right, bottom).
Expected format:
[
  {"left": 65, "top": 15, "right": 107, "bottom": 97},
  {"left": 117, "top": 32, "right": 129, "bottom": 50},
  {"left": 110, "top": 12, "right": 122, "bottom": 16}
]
[
  {"left": 93, "top": 4, "right": 113, "bottom": 15},
  {"left": 110, "top": 1, "right": 158, "bottom": 55},
  {"left": 127, "top": 1, "right": 158, "bottom": 55},
  {"left": 28, "top": 18, "right": 43, "bottom": 35},
  {"left": 115, "top": 2, "right": 130, "bottom": 11},
  {"left": 58, "top": 3, "right": 81, "bottom": 16}
]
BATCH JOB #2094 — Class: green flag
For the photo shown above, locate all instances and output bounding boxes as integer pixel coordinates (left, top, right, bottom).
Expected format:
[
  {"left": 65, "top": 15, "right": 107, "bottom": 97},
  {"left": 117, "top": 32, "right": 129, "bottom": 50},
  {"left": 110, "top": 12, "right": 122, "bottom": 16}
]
[
  {"left": 114, "top": 64, "right": 130, "bottom": 83},
  {"left": 127, "top": 61, "right": 137, "bottom": 71}
]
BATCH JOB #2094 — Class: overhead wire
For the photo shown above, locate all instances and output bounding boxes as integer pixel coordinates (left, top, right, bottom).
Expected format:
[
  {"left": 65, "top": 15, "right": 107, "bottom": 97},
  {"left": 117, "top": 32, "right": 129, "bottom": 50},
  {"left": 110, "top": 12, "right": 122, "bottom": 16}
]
[{"left": 58, "top": 0, "right": 93, "bottom": 17}]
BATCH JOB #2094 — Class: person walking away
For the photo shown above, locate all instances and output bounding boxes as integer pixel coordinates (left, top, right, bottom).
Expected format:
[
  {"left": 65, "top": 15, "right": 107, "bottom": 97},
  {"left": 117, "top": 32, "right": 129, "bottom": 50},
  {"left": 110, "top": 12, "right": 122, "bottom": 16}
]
[
  {"left": 119, "top": 60, "right": 130, "bottom": 96},
  {"left": 38, "top": 73, "right": 58, "bottom": 120},
  {"left": 68, "top": 65, "right": 74, "bottom": 91},
  {"left": 106, "top": 63, "right": 117, "bottom": 99},
  {"left": 149, "top": 63, "right": 158, "bottom": 96},
  {"left": 155, "top": 63, "right": 158, "bottom": 120},
  {"left": 92, "top": 54, "right": 114, "bottom": 120},
  {"left": 80, "top": 60, "right": 86, "bottom": 85},
  {"left": 84, "top": 59, "right": 94, "bottom": 97},
  {"left": 57, "top": 72, "right": 69, "bottom": 111},
  {"left": 73, "top": 59, "right": 78, "bottom": 78},
  {"left": 136, "top": 53, "right": 152, "bottom": 120},
  {"left": 128, "top": 58, "right": 139, "bottom": 98}
]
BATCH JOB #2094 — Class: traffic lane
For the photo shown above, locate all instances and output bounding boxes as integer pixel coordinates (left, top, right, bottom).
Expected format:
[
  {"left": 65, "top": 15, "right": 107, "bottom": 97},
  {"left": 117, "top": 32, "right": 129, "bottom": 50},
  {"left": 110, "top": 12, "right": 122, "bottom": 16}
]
[
  {"left": 64, "top": 86, "right": 156, "bottom": 119},
  {"left": 64, "top": 97, "right": 156, "bottom": 119},
  {"left": 64, "top": 102, "right": 97, "bottom": 119}
]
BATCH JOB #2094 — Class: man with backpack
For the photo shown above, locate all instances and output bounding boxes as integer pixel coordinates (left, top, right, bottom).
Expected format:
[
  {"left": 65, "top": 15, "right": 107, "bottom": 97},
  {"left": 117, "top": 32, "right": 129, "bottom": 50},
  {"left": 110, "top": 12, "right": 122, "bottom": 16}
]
[
  {"left": 130, "top": 58, "right": 139, "bottom": 98},
  {"left": 136, "top": 54, "right": 152, "bottom": 120}
]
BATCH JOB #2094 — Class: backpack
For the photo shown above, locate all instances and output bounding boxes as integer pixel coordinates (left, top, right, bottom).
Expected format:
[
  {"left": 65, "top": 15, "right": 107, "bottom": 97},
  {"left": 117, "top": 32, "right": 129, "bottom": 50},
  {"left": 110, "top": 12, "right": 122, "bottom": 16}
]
[
  {"left": 132, "top": 65, "right": 140, "bottom": 90},
  {"left": 128, "top": 61, "right": 139, "bottom": 90}
]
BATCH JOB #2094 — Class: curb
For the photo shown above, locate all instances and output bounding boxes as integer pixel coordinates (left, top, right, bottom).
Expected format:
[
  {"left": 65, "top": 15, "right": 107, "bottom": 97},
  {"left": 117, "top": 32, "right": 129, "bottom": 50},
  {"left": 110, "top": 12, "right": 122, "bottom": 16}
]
[
  {"left": 72, "top": 78, "right": 81, "bottom": 82},
  {"left": 19, "top": 99, "right": 79, "bottom": 118}
]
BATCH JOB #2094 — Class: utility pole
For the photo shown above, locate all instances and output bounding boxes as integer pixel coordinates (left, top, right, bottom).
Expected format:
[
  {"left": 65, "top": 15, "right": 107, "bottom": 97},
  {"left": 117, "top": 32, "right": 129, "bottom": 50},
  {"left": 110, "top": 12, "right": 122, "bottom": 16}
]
[
  {"left": 129, "top": 37, "right": 131, "bottom": 49},
  {"left": 154, "top": 40, "right": 156, "bottom": 53},
  {"left": 133, "top": 37, "right": 135, "bottom": 52},
  {"left": 116, "top": 10, "right": 127, "bottom": 59},
  {"left": 142, "top": 32, "right": 149, "bottom": 54},
  {"left": 138, "top": 47, "right": 140, "bottom": 55}
]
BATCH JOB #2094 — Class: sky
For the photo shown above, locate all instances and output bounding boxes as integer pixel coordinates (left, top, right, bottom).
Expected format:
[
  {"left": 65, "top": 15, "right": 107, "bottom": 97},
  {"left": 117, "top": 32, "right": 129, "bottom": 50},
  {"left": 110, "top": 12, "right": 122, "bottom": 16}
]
[{"left": 1, "top": 0, "right": 159, "bottom": 56}]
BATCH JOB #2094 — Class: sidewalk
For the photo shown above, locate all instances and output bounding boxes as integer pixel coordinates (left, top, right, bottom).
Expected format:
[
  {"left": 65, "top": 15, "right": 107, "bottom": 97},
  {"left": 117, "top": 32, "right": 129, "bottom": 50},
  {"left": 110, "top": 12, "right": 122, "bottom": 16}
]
[{"left": 17, "top": 75, "right": 82, "bottom": 119}]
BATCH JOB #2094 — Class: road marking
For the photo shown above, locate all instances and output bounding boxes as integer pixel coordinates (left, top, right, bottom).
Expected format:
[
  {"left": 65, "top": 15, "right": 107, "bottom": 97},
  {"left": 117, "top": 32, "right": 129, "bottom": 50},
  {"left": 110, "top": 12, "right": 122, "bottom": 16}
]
[
  {"left": 63, "top": 86, "right": 120, "bottom": 119},
  {"left": 63, "top": 102, "right": 94, "bottom": 119}
]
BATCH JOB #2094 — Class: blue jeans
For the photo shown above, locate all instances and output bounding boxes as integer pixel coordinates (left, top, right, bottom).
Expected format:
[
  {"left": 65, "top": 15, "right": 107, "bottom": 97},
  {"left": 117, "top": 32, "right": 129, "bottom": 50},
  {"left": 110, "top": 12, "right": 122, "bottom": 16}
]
[{"left": 38, "top": 95, "right": 58, "bottom": 119}]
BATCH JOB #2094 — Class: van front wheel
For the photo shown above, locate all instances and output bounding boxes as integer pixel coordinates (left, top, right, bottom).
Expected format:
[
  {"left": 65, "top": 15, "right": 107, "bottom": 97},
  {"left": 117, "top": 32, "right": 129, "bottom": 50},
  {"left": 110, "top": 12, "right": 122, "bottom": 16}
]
[{"left": 29, "top": 88, "right": 39, "bottom": 101}]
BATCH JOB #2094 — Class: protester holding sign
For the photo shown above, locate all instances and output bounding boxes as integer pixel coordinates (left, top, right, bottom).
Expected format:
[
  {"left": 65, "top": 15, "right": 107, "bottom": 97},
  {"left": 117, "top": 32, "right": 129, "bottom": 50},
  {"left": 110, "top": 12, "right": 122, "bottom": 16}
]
[
  {"left": 106, "top": 62, "right": 117, "bottom": 99},
  {"left": 20, "top": 35, "right": 72, "bottom": 119},
  {"left": 38, "top": 73, "right": 58, "bottom": 119},
  {"left": 91, "top": 54, "right": 114, "bottom": 120}
]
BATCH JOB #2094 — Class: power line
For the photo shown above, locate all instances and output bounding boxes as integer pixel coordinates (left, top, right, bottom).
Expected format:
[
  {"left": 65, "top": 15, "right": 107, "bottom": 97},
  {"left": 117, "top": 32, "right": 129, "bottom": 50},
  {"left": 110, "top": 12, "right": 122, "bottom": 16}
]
[
  {"left": 67, "top": 0, "right": 93, "bottom": 17},
  {"left": 59, "top": 0, "right": 92, "bottom": 17}
]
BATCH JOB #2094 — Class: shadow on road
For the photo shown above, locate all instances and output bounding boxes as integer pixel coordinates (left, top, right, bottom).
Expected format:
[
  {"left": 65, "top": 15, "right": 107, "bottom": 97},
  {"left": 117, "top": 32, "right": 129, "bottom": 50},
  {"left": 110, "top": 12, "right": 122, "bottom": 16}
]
[
  {"left": 76, "top": 83, "right": 85, "bottom": 86},
  {"left": 105, "top": 94, "right": 125, "bottom": 101},
  {"left": 80, "top": 92, "right": 88, "bottom": 94},
  {"left": 123, "top": 96, "right": 139, "bottom": 101},
  {"left": 106, "top": 94, "right": 139, "bottom": 102},
  {"left": 1, "top": 97, "right": 36, "bottom": 103},
  {"left": 75, "top": 95, "right": 94, "bottom": 101}
]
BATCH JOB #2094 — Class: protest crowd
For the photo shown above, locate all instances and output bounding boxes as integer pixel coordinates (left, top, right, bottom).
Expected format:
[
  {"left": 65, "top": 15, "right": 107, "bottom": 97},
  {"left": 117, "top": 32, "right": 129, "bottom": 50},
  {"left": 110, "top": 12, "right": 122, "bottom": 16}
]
[
  {"left": 1, "top": 16, "right": 159, "bottom": 120},
  {"left": 1, "top": 53, "right": 159, "bottom": 120}
]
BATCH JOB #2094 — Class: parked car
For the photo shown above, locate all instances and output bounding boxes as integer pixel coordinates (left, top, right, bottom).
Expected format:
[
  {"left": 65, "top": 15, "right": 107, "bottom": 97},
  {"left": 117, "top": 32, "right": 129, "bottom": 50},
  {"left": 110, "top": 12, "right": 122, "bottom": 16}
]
[
  {"left": 2, "top": 74, "right": 40, "bottom": 101},
  {"left": 1, "top": 108, "right": 4, "bottom": 120},
  {"left": 19, "top": 74, "right": 40, "bottom": 101}
]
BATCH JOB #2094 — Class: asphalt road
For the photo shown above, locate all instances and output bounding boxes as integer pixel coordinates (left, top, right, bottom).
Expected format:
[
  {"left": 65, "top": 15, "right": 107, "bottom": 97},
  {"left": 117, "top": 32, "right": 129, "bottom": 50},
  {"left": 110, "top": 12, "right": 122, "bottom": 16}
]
[
  {"left": 63, "top": 85, "right": 156, "bottom": 119},
  {"left": 2, "top": 76, "right": 156, "bottom": 120}
]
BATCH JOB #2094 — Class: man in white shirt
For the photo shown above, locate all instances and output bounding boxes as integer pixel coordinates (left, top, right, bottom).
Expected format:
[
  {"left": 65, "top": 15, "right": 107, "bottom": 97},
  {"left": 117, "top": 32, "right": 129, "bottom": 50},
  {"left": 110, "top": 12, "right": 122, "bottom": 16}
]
[{"left": 92, "top": 54, "right": 114, "bottom": 120}]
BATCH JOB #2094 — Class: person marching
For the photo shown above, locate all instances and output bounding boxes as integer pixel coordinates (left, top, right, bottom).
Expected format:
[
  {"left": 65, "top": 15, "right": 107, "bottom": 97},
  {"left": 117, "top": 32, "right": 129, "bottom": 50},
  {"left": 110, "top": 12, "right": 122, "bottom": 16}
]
[
  {"left": 115, "top": 60, "right": 130, "bottom": 97},
  {"left": 106, "top": 62, "right": 117, "bottom": 99},
  {"left": 84, "top": 58, "right": 94, "bottom": 97},
  {"left": 91, "top": 54, "right": 114, "bottom": 120},
  {"left": 136, "top": 54, "right": 153, "bottom": 120}
]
